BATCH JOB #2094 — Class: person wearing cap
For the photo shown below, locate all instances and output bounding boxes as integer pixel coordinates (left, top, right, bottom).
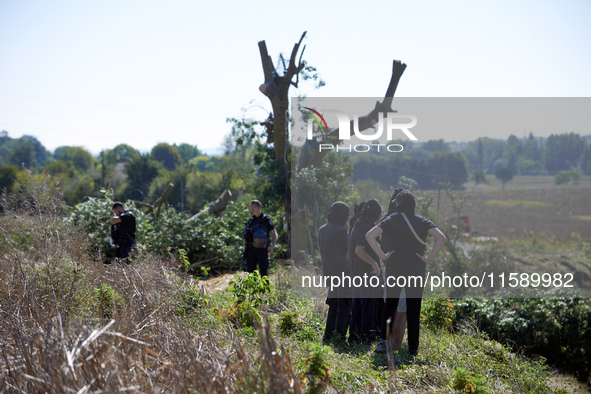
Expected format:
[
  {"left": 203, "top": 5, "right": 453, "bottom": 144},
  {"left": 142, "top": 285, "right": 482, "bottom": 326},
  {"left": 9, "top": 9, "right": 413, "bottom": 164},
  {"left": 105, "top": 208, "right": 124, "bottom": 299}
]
[{"left": 317, "top": 201, "right": 351, "bottom": 342}]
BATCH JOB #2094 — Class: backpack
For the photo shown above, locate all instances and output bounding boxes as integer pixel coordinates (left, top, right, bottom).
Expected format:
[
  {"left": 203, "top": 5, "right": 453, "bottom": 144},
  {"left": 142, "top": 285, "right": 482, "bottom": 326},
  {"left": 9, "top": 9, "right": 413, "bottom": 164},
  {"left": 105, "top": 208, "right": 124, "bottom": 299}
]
[{"left": 247, "top": 216, "right": 270, "bottom": 249}]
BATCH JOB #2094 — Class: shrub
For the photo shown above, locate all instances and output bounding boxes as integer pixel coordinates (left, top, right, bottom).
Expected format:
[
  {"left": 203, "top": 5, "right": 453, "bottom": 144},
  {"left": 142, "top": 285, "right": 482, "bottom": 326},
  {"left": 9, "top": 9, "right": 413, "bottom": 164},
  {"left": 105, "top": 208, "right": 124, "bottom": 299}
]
[
  {"left": 176, "top": 282, "right": 208, "bottom": 317},
  {"left": 555, "top": 169, "right": 582, "bottom": 185},
  {"left": 229, "top": 270, "right": 273, "bottom": 308},
  {"left": 421, "top": 297, "right": 455, "bottom": 331},
  {"left": 93, "top": 284, "right": 124, "bottom": 319},
  {"left": 453, "top": 297, "right": 591, "bottom": 382},
  {"left": 300, "top": 343, "right": 331, "bottom": 394},
  {"left": 225, "top": 302, "right": 262, "bottom": 328},
  {"left": 278, "top": 310, "right": 304, "bottom": 336},
  {"left": 452, "top": 367, "right": 490, "bottom": 393},
  {"left": 68, "top": 193, "right": 256, "bottom": 271}
]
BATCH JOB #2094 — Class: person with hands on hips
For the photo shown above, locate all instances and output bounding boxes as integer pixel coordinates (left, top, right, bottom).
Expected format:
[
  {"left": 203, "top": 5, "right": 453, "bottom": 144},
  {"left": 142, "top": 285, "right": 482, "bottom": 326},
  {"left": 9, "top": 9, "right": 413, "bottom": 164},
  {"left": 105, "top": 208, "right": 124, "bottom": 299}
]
[{"left": 365, "top": 191, "right": 446, "bottom": 355}]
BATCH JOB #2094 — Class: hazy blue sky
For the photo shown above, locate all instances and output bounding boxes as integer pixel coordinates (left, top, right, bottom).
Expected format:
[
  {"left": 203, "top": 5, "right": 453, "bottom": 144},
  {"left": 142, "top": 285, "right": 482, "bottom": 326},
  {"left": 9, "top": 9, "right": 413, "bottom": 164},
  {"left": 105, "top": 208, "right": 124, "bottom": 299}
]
[{"left": 1, "top": 0, "right": 590, "bottom": 154}]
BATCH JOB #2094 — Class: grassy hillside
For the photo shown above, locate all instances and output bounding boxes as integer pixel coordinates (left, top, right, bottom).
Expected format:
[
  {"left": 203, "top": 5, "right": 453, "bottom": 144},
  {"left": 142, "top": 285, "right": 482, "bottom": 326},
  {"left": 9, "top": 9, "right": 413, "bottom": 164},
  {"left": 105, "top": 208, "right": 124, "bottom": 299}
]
[
  {"left": 1, "top": 173, "right": 590, "bottom": 392},
  {"left": 0, "top": 255, "right": 576, "bottom": 393}
]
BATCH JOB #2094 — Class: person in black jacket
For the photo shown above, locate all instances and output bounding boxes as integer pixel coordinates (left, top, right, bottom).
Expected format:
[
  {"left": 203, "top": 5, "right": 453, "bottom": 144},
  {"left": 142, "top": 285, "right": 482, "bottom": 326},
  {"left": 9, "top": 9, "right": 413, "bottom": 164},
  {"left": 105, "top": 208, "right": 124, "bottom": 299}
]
[
  {"left": 110, "top": 202, "right": 136, "bottom": 263},
  {"left": 317, "top": 201, "right": 351, "bottom": 342},
  {"left": 243, "top": 200, "right": 278, "bottom": 278},
  {"left": 366, "top": 191, "right": 446, "bottom": 355},
  {"left": 349, "top": 198, "right": 383, "bottom": 344}
]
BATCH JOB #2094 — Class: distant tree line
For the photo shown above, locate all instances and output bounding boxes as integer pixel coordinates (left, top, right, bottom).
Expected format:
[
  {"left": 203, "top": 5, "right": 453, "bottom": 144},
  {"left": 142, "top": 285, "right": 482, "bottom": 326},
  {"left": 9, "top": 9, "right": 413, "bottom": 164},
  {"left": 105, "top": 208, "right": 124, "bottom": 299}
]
[
  {"left": 1, "top": 130, "right": 589, "bottom": 208},
  {"left": 351, "top": 132, "right": 591, "bottom": 189},
  {"left": 0, "top": 130, "right": 257, "bottom": 212}
]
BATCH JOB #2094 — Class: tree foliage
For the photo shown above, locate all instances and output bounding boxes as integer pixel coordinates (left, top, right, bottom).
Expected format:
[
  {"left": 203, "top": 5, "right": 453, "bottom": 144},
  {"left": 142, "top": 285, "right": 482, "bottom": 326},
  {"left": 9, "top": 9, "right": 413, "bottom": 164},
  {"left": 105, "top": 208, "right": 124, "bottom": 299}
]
[
  {"left": 495, "top": 167, "right": 514, "bottom": 191},
  {"left": 103, "top": 144, "right": 140, "bottom": 166},
  {"left": 152, "top": 143, "right": 182, "bottom": 171},
  {"left": 55, "top": 146, "right": 95, "bottom": 171},
  {"left": 124, "top": 154, "right": 161, "bottom": 201},
  {"left": 0, "top": 165, "right": 21, "bottom": 193},
  {"left": 8, "top": 140, "right": 36, "bottom": 168},
  {"left": 174, "top": 143, "right": 202, "bottom": 163},
  {"left": 67, "top": 191, "right": 262, "bottom": 271}
]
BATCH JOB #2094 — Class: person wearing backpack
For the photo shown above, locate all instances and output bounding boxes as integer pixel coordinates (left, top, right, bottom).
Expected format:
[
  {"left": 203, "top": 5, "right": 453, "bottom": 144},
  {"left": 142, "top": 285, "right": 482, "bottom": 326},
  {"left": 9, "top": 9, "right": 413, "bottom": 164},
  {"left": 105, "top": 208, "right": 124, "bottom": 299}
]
[
  {"left": 110, "top": 202, "right": 136, "bottom": 263},
  {"left": 243, "top": 200, "right": 278, "bottom": 278}
]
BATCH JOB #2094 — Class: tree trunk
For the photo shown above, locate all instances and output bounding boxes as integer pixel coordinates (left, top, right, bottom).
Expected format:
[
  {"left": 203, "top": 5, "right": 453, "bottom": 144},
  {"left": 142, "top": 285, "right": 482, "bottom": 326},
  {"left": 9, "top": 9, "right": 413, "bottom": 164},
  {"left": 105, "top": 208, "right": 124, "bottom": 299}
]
[
  {"left": 187, "top": 189, "right": 233, "bottom": 221},
  {"left": 258, "top": 32, "right": 307, "bottom": 257},
  {"left": 257, "top": 32, "right": 407, "bottom": 259}
]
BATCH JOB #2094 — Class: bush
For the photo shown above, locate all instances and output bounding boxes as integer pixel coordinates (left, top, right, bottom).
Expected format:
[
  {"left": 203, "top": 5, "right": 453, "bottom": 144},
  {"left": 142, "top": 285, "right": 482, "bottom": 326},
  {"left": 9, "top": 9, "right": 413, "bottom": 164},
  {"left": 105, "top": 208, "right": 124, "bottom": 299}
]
[
  {"left": 300, "top": 343, "right": 331, "bottom": 394},
  {"left": 453, "top": 297, "right": 591, "bottom": 382},
  {"left": 452, "top": 367, "right": 490, "bottom": 393},
  {"left": 229, "top": 270, "right": 273, "bottom": 307},
  {"left": 555, "top": 170, "right": 582, "bottom": 185},
  {"left": 68, "top": 192, "right": 256, "bottom": 271},
  {"left": 225, "top": 302, "right": 262, "bottom": 328},
  {"left": 278, "top": 310, "right": 304, "bottom": 336},
  {"left": 93, "top": 284, "right": 124, "bottom": 319},
  {"left": 421, "top": 297, "right": 455, "bottom": 331}
]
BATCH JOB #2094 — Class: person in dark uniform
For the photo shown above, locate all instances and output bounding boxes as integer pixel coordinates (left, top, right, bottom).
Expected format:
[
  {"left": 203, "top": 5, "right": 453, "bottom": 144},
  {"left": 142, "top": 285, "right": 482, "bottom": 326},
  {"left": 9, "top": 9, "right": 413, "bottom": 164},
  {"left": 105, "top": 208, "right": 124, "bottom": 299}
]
[
  {"left": 243, "top": 200, "right": 278, "bottom": 278},
  {"left": 366, "top": 191, "right": 446, "bottom": 355},
  {"left": 348, "top": 198, "right": 383, "bottom": 344},
  {"left": 317, "top": 201, "right": 351, "bottom": 342},
  {"left": 110, "top": 202, "right": 136, "bottom": 263}
]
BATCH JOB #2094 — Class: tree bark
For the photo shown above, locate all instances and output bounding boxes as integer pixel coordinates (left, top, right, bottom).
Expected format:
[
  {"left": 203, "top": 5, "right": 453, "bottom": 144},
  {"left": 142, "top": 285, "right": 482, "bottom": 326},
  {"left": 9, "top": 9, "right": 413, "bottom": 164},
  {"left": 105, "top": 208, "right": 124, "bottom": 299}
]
[
  {"left": 258, "top": 32, "right": 307, "bottom": 257},
  {"left": 135, "top": 182, "right": 174, "bottom": 223}
]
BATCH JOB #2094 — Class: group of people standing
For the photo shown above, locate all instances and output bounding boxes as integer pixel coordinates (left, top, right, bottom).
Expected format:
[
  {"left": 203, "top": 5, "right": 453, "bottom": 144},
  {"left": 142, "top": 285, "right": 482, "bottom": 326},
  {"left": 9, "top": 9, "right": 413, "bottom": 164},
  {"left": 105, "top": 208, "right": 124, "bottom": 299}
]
[{"left": 317, "top": 189, "right": 446, "bottom": 355}]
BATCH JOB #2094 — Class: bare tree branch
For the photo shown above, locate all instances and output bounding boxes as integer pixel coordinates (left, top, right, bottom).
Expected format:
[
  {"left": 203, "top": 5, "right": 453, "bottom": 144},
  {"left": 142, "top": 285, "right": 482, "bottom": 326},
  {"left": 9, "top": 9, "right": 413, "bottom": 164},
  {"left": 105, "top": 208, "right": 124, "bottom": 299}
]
[{"left": 296, "top": 60, "right": 407, "bottom": 171}]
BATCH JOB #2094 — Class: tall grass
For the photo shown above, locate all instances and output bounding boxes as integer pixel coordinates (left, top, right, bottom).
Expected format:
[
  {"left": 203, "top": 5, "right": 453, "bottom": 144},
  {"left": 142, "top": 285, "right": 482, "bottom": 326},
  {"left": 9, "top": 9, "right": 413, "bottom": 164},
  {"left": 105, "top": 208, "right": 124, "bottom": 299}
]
[{"left": 0, "top": 173, "right": 302, "bottom": 393}]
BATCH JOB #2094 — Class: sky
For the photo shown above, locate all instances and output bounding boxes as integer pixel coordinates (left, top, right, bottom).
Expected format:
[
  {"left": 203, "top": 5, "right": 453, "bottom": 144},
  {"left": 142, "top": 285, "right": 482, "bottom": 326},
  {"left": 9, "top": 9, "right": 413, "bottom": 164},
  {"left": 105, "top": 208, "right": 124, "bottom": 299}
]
[{"left": 1, "top": 0, "right": 590, "bottom": 155}]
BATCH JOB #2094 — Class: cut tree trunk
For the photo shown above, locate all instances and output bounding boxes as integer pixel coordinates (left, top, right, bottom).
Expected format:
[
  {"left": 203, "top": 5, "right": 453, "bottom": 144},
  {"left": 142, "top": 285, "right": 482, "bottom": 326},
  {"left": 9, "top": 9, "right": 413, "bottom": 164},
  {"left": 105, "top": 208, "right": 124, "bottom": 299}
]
[{"left": 187, "top": 189, "right": 233, "bottom": 221}]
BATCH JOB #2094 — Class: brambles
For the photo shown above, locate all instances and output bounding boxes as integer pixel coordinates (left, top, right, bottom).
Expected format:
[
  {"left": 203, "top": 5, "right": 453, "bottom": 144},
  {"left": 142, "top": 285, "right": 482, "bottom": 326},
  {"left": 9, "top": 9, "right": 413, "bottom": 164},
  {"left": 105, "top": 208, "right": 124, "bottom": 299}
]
[{"left": 453, "top": 297, "right": 591, "bottom": 382}]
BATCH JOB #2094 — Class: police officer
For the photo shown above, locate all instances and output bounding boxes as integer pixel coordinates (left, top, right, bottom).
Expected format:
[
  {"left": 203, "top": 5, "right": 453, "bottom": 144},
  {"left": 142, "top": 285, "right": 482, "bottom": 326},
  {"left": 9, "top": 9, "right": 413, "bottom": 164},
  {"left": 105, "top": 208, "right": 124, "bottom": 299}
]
[
  {"left": 110, "top": 202, "right": 136, "bottom": 263},
  {"left": 243, "top": 200, "right": 278, "bottom": 277}
]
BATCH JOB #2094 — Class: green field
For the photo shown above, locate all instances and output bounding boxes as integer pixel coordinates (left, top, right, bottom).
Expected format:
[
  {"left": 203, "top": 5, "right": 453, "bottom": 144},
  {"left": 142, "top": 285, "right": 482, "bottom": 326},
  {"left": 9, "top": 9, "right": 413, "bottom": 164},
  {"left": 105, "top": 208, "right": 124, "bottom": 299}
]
[{"left": 431, "top": 176, "right": 591, "bottom": 240}]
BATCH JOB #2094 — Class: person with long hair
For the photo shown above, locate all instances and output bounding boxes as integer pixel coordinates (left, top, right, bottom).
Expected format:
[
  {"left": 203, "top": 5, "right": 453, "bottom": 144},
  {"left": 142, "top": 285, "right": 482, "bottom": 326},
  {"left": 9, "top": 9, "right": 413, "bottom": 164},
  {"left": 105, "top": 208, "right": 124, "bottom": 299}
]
[
  {"left": 365, "top": 191, "right": 446, "bottom": 355},
  {"left": 348, "top": 198, "right": 383, "bottom": 344},
  {"left": 318, "top": 201, "right": 351, "bottom": 341}
]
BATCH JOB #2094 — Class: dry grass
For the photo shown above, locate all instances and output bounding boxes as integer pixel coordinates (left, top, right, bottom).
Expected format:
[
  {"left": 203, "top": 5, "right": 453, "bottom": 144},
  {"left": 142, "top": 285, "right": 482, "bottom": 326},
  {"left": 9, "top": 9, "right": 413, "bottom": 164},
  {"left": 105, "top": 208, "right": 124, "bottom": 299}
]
[{"left": 0, "top": 173, "right": 303, "bottom": 393}]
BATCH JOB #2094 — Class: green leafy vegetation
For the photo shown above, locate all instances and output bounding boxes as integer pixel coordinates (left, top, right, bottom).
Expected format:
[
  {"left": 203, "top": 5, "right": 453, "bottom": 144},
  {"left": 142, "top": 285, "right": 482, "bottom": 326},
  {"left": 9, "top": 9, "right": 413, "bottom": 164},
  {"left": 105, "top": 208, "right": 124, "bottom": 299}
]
[
  {"left": 229, "top": 270, "right": 273, "bottom": 308},
  {"left": 453, "top": 297, "right": 591, "bottom": 382}
]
